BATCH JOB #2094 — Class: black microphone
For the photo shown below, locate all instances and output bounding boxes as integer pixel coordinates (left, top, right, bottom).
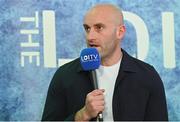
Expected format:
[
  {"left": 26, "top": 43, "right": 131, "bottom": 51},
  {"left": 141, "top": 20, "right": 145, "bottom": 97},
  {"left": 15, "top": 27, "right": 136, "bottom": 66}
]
[
  {"left": 80, "top": 47, "right": 103, "bottom": 121},
  {"left": 91, "top": 70, "right": 103, "bottom": 122}
]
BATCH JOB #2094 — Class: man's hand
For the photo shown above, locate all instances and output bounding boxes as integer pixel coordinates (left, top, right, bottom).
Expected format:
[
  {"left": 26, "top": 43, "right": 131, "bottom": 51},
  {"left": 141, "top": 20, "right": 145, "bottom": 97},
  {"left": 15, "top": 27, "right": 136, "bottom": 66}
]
[{"left": 75, "top": 89, "right": 105, "bottom": 121}]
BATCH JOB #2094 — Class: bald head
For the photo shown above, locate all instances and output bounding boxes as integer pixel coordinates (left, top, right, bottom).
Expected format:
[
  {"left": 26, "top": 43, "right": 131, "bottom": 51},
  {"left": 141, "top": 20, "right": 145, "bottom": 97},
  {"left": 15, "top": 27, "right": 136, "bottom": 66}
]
[
  {"left": 84, "top": 4, "right": 124, "bottom": 25},
  {"left": 83, "top": 4, "right": 126, "bottom": 65}
]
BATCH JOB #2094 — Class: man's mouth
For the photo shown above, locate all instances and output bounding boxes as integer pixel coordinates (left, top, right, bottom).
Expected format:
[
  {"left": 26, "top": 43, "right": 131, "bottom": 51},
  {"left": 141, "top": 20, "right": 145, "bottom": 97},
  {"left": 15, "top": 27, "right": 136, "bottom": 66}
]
[{"left": 89, "top": 44, "right": 99, "bottom": 47}]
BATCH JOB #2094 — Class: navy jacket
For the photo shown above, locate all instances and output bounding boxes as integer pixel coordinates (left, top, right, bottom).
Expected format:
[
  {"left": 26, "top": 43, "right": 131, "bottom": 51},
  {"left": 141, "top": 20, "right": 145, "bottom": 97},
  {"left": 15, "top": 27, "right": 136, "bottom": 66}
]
[{"left": 42, "top": 49, "right": 168, "bottom": 121}]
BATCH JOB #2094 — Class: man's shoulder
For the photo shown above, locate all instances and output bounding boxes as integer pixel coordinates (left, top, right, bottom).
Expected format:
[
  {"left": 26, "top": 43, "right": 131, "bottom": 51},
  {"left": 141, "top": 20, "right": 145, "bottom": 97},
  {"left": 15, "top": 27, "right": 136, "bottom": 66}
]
[
  {"left": 122, "top": 50, "right": 156, "bottom": 74},
  {"left": 50, "top": 58, "right": 82, "bottom": 86},
  {"left": 56, "top": 58, "right": 81, "bottom": 74},
  {"left": 122, "top": 50, "right": 163, "bottom": 87},
  {"left": 132, "top": 56, "right": 155, "bottom": 72}
]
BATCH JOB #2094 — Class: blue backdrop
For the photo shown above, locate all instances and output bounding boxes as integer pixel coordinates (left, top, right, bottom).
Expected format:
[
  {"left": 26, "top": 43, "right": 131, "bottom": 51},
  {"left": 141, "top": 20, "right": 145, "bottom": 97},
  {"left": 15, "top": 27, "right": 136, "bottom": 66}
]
[{"left": 0, "top": 0, "right": 180, "bottom": 120}]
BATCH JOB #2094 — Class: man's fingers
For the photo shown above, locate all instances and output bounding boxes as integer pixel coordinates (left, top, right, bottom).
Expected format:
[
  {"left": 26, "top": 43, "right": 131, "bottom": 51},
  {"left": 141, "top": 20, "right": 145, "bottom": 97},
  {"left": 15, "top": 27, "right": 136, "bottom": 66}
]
[
  {"left": 93, "top": 95, "right": 104, "bottom": 101},
  {"left": 87, "top": 92, "right": 104, "bottom": 103},
  {"left": 90, "top": 89, "right": 105, "bottom": 96},
  {"left": 93, "top": 100, "right": 105, "bottom": 106}
]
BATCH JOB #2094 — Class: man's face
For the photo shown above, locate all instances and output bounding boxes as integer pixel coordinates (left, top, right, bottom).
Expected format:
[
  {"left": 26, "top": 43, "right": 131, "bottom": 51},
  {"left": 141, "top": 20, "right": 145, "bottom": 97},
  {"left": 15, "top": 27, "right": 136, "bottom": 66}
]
[{"left": 83, "top": 7, "right": 122, "bottom": 59}]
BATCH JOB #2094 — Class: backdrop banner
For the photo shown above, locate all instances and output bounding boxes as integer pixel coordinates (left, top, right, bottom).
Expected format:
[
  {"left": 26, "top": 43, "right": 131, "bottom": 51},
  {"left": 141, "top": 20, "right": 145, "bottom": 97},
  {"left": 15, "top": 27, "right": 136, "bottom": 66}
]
[{"left": 0, "top": 0, "right": 180, "bottom": 120}]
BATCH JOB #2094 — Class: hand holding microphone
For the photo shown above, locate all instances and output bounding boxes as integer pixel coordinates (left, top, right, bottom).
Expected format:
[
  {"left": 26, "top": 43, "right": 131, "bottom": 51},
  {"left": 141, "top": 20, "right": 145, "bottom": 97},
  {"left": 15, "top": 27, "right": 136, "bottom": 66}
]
[
  {"left": 80, "top": 47, "right": 104, "bottom": 121},
  {"left": 83, "top": 89, "right": 105, "bottom": 120}
]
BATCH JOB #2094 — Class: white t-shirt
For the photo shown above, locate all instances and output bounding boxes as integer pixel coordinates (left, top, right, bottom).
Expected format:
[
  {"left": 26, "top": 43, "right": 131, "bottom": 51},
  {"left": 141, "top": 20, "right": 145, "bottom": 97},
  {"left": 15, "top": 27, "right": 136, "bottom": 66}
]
[{"left": 96, "top": 59, "right": 121, "bottom": 121}]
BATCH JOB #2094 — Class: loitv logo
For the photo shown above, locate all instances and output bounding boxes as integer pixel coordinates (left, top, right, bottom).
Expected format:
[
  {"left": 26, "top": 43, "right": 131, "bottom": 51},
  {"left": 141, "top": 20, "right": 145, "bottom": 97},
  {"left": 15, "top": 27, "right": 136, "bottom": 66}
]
[{"left": 81, "top": 54, "right": 99, "bottom": 62}]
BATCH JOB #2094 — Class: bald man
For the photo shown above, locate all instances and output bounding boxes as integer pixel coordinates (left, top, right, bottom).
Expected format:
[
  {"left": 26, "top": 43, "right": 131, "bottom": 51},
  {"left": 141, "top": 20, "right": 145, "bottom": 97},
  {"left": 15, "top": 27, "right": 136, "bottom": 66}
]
[{"left": 42, "top": 4, "right": 168, "bottom": 121}]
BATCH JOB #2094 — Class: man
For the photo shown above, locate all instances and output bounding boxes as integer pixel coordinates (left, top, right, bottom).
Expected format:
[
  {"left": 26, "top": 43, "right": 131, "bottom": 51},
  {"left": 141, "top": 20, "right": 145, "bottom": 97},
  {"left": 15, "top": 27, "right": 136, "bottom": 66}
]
[{"left": 42, "top": 3, "right": 168, "bottom": 121}]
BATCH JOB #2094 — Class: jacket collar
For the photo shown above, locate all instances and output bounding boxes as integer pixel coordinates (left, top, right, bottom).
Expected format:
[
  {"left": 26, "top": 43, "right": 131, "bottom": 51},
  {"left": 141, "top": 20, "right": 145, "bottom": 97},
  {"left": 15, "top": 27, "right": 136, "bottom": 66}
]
[
  {"left": 114, "top": 49, "right": 139, "bottom": 90},
  {"left": 120, "top": 49, "right": 138, "bottom": 73}
]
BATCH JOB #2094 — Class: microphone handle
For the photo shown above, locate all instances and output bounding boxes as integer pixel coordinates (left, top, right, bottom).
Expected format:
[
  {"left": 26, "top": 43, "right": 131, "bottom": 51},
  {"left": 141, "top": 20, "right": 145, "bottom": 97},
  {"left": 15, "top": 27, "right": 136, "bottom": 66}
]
[
  {"left": 91, "top": 70, "right": 98, "bottom": 89},
  {"left": 91, "top": 70, "right": 103, "bottom": 121}
]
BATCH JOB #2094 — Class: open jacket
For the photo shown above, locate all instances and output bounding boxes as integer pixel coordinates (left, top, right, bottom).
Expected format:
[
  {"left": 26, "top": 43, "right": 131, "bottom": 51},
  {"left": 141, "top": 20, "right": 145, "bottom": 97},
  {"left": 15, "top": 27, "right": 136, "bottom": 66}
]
[{"left": 42, "top": 49, "right": 168, "bottom": 121}]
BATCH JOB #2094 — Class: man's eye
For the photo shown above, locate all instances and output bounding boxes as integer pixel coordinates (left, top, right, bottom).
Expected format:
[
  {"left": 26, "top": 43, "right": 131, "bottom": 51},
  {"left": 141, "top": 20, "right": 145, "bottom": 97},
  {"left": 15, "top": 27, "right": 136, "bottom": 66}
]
[
  {"left": 84, "top": 26, "right": 90, "bottom": 32},
  {"left": 96, "top": 25, "right": 103, "bottom": 31}
]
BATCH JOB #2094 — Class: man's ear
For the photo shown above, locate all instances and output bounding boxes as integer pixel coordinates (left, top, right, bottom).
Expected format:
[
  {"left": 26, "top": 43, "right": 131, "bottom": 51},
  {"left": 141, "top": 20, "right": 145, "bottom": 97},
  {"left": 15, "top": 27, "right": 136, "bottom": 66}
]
[{"left": 116, "top": 25, "right": 126, "bottom": 40}]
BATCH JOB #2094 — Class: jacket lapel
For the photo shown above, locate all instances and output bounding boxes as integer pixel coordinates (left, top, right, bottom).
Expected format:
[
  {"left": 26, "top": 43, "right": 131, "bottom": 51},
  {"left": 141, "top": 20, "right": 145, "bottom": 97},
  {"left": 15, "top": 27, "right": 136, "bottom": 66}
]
[{"left": 114, "top": 49, "right": 138, "bottom": 90}]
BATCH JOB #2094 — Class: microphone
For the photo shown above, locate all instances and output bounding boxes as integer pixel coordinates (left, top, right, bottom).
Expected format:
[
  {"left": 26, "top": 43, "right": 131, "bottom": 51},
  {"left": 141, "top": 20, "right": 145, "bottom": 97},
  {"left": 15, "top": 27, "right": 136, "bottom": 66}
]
[{"left": 80, "top": 47, "right": 103, "bottom": 121}]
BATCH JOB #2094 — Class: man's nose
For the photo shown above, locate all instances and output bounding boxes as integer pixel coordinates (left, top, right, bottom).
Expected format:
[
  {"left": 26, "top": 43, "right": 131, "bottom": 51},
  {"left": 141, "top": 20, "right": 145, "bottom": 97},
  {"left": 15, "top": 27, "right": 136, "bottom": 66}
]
[{"left": 86, "top": 28, "right": 97, "bottom": 41}]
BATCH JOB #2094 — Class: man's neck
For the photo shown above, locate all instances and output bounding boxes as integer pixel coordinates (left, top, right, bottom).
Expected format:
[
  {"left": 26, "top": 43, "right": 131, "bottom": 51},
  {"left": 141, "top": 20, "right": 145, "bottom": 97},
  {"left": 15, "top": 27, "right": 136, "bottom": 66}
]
[{"left": 101, "top": 48, "right": 122, "bottom": 66}]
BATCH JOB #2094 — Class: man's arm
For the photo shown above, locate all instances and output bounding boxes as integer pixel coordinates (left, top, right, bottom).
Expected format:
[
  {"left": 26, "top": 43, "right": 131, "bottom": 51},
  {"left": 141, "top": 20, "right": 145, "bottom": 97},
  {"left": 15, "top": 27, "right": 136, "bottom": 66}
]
[
  {"left": 42, "top": 70, "right": 105, "bottom": 121},
  {"left": 42, "top": 68, "right": 77, "bottom": 121},
  {"left": 144, "top": 67, "right": 168, "bottom": 120},
  {"left": 41, "top": 73, "right": 69, "bottom": 120}
]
